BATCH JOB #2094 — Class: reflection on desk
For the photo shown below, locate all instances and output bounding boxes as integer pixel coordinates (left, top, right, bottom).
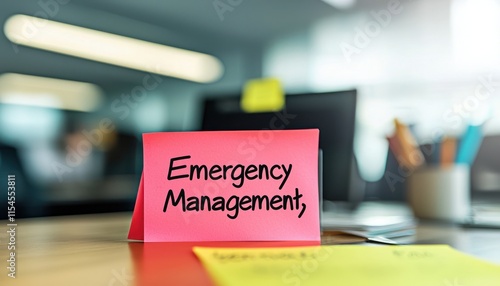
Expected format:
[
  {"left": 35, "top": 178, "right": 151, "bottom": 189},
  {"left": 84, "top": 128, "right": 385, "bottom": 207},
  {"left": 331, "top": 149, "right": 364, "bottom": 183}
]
[{"left": 1, "top": 210, "right": 499, "bottom": 285}]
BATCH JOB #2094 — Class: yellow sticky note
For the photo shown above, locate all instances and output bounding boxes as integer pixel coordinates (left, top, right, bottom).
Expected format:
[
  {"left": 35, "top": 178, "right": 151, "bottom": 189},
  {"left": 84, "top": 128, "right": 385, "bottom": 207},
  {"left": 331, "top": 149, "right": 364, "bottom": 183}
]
[
  {"left": 194, "top": 245, "right": 500, "bottom": 286},
  {"left": 241, "top": 78, "right": 285, "bottom": 113}
]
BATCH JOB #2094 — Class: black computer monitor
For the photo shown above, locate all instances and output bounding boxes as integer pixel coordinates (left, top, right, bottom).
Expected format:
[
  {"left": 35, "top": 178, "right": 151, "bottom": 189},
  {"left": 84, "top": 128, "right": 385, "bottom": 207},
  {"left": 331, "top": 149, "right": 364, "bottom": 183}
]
[{"left": 201, "top": 90, "right": 357, "bottom": 202}]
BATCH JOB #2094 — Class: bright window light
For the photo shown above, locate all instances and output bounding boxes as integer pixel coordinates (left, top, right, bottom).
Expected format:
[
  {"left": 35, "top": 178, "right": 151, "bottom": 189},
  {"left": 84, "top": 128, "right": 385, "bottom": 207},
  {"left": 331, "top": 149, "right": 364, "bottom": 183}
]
[
  {"left": 4, "top": 14, "right": 224, "bottom": 83},
  {"left": 451, "top": 0, "right": 500, "bottom": 68},
  {"left": 0, "top": 73, "right": 103, "bottom": 112}
]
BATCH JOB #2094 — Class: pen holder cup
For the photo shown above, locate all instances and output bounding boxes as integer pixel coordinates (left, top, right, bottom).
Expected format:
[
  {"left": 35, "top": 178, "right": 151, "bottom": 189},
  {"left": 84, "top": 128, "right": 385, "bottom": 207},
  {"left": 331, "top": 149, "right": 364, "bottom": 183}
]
[{"left": 407, "top": 164, "right": 470, "bottom": 222}]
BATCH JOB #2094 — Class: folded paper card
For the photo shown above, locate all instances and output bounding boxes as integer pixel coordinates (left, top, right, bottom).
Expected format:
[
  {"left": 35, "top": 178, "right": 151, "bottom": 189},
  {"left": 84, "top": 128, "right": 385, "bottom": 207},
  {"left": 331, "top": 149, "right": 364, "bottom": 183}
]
[
  {"left": 128, "top": 129, "right": 320, "bottom": 242},
  {"left": 194, "top": 245, "right": 500, "bottom": 286}
]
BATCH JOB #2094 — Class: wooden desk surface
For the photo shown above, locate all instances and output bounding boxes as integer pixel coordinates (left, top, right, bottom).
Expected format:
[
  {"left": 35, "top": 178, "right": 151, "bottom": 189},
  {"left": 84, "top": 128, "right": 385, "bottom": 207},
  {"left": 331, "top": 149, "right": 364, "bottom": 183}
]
[{"left": 1, "top": 212, "right": 499, "bottom": 286}]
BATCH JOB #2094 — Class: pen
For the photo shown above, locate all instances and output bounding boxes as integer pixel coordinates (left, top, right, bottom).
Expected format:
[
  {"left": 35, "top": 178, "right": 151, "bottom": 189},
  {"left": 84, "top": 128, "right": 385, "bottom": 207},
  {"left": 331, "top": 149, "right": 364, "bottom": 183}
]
[
  {"left": 393, "top": 119, "right": 425, "bottom": 169},
  {"left": 440, "top": 137, "right": 457, "bottom": 167},
  {"left": 456, "top": 124, "right": 483, "bottom": 165}
]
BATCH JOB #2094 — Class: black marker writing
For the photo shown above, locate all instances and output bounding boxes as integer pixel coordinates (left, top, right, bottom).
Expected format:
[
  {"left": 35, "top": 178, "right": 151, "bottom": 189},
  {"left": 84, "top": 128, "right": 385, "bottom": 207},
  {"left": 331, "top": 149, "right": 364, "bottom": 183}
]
[
  {"left": 163, "top": 188, "right": 306, "bottom": 219},
  {"left": 167, "top": 155, "right": 292, "bottom": 190}
]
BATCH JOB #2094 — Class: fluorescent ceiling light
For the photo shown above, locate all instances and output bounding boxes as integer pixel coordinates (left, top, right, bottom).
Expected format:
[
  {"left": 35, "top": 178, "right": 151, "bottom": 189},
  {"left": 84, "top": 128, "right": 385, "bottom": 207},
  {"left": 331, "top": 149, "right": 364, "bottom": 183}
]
[
  {"left": 4, "top": 14, "right": 224, "bottom": 83},
  {"left": 0, "top": 73, "right": 102, "bottom": 112},
  {"left": 322, "top": 0, "right": 356, "bottom": 9}
]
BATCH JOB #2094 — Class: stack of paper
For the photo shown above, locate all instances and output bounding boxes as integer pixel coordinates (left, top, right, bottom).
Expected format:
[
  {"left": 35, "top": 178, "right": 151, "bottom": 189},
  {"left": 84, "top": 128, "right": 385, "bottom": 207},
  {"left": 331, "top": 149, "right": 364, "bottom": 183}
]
[{"left": 321, "top": 215, "right": 416, "bottom": 238}]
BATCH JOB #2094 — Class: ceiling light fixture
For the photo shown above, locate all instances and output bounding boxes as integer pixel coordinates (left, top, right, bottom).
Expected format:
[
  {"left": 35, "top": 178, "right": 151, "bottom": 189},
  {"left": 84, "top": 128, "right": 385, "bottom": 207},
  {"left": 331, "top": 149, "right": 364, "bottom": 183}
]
[
  {"left": 322, "top": 0, "right": 356, "bottom": 9},
  {"left": 4, "top": 14, "right": 224, "bottom": 83},
  {"left": 0, "top": 73, "right": 103, "bottom": 112}
]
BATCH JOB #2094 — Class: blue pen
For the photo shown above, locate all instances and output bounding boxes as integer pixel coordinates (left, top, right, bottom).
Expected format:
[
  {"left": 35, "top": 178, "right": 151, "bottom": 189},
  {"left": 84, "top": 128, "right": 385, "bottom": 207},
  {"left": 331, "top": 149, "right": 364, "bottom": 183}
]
[{"left": 456, "top": 124, "right": 483, "bottom": 165}]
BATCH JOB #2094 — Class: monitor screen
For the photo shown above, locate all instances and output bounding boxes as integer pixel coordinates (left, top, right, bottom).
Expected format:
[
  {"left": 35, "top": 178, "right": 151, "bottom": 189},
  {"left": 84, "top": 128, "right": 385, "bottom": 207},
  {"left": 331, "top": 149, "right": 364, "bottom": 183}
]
[{"left": 201, "top": 90, "right": 357, "bottom": 201}]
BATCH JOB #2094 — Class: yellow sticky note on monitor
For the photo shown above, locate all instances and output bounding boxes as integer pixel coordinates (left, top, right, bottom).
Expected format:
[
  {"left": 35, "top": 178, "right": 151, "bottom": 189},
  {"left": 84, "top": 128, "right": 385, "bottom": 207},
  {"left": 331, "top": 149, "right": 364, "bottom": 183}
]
[
  {"left": 241, "top": 78, "right": 284, "bottom": 113},
  {"left": 194, "top": 245, "right": 500, "bottom": 286}
]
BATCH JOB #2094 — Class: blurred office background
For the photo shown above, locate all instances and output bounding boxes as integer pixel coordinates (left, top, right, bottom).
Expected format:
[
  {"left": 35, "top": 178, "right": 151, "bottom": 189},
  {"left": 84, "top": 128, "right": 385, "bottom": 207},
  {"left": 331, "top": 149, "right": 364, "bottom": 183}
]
[{"left": 1, "top": 0, "right": 500, "bottom": 218}]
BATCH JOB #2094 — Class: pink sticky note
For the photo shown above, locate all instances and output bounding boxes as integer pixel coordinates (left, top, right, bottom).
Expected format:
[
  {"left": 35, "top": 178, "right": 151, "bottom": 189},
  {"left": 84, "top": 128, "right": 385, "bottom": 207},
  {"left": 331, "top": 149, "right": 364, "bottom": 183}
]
[{"left": 128, "top": 129, "right": 320, "bottom": 242}]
